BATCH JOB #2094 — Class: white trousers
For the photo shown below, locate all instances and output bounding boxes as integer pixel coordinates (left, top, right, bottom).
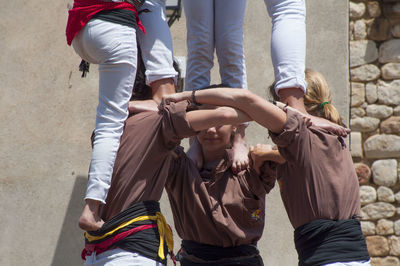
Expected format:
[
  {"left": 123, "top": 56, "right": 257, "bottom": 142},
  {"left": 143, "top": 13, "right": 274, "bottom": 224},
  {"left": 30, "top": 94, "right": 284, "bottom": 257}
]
[
  {"left": 183, "top": 0, "right": 247, "bottom": 90},
  {"left": 183, "top": 0, "right": 306, "bottom": 94},
  {"left": 266, "top": 0, "right": 307, "bottom": 94},
  {"left": 72, "top": 1, "right": 178, "bottom": 202},
  {"left": 84, "top": 248, "right": 165, "bottom": 266},
  {"left": 72, "top": 19, "right": 137, "bottom": 203},
  {"left": 138, "top": 0, "right": 178, "bottom": 85},
  {"left": 323, "top": 260, "right": 371, "bottom": 266}
]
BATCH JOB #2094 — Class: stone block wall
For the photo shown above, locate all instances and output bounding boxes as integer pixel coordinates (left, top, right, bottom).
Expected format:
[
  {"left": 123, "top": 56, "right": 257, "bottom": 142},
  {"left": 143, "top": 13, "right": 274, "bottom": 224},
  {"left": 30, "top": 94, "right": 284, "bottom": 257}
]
[{"left": 350, "top": 0, "right": 400, "bottom": 265}]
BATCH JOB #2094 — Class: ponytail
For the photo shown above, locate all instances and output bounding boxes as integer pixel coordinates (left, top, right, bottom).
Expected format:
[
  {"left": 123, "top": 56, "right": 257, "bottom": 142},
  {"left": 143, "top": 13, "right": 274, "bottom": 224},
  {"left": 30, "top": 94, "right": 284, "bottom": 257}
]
[
  {"left": 304, "top": 69, "right": 344, "bottom": 126},
  {"left": 322, "top": 102, "right": 343, "bottom": 126}
]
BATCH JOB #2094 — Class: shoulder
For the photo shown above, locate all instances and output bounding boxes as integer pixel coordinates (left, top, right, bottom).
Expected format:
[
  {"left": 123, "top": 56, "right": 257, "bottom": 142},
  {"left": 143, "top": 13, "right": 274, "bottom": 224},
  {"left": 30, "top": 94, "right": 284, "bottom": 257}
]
[
  {"left": 124, "top": 111, "right": 161, "bottom": 131},
  {"left": 269, "top": 109, "right": 308, "bottom": 147}
]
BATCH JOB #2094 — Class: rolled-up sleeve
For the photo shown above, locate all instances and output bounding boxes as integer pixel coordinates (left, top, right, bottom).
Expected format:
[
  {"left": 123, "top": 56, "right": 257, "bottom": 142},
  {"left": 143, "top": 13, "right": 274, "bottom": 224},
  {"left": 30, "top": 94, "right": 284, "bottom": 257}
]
[
  {"left": 269, "top": 109, "right": 302, "bottom": 147},
  {"left": 268, "top": 109, "right": 310, "bottom": 164},
  {"left": 161, "top": 101, "right": 198, "bottom": 149}
]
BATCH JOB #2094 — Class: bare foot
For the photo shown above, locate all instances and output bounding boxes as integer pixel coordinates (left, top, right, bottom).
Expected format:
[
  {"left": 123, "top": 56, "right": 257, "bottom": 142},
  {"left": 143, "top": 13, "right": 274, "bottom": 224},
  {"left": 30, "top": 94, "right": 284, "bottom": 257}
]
[
  {"left": 78, "top": 199, "right": 105, "bottom": 232},
  {"left": 129, "top": 100, "right": 159, "bottom": 114},
  {"left": 231, "top": 125, "right": 249, "bottom": 174}
]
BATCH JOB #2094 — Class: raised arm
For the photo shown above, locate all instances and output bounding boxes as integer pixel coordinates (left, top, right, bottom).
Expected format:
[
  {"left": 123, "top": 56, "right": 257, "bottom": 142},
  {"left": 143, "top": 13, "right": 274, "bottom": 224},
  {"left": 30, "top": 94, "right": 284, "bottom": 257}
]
[
  {"left": 250, "top": 144, "right": 286, "bottom": 175},
  {"left": 185, "top": 106, "right": 251, "bottom": 132},
  {"left": 164, "top": 88, "right": 287, "bottom": 133}
]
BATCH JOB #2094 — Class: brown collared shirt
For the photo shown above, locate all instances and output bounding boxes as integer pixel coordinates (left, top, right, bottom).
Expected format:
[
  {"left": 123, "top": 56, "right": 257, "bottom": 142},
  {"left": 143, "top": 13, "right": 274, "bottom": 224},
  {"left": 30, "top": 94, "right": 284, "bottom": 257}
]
[
  {"left": 270, "top": 110, "right": 361, "bottom": 229},
  {"left": 100, "top": 101, "right": 196, "bottom": 221},
  {"left": 165, "top": 148, "right": 276, "bottom": 247}
]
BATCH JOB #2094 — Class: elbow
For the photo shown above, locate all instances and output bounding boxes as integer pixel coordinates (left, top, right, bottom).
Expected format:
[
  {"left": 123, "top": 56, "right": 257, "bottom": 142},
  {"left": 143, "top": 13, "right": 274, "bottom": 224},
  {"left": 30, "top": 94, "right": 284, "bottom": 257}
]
[{"left": 216, "top": 107, "right": 239, "bottom": 124}]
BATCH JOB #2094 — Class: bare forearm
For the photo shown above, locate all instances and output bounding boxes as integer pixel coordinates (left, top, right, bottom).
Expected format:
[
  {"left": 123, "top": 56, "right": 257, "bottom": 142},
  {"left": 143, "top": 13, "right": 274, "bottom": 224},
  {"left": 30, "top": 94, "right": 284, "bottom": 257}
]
[
  {"left": 166, "top": 89, "right": 287, "bottom": 133},
  {"left": 195, "top": 89, "right": 286, "bottom": 133},
  {"left": 193, "top": 88, "right": 251, "bottom": 110},
  {"left": 251, "top": 148, "right": 285, "bottom": 168},
  {"left": 186, "top": 107, "right": 251, "bottom": 132},
  {"left": 265, "top": 150, "right": 286, "bottom": 164},
  {"left": 175, "top": 88, "right": 249, "bottom": 109}
]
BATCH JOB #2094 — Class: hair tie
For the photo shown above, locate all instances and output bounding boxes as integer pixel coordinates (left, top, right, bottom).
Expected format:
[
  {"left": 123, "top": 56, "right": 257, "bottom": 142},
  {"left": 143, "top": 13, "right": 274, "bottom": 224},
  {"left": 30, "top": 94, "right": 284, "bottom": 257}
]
[{"left": 320, "top": 101, "right": 329, "bottom": 108}]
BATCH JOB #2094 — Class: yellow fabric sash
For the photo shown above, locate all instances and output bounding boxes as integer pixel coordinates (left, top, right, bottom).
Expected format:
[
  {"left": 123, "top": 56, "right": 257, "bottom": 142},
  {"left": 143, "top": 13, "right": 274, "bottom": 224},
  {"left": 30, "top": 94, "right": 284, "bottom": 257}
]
[{"left": 84, "top": 212, "right": 173, "bottom": 259}]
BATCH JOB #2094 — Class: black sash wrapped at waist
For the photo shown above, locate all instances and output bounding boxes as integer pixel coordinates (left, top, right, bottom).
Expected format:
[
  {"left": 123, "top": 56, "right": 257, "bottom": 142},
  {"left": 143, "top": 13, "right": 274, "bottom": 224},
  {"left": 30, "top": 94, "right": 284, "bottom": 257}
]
[
  {"left": 294, "top": 219, "right": 370, "bottom": 266},
  {"left": 81, "top": 201, "right": 171, "bottom": 264},
  {"left": 101, "top": 0, "right": 145, "bottom": 9},
  {"left": 179, "top": 240, "right": 263, "bottom": 266}
]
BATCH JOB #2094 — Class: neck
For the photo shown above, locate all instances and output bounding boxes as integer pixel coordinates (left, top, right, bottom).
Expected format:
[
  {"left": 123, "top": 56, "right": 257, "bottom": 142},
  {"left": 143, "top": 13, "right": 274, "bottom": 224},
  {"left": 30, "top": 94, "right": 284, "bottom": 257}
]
[
  {"left": 278, "top": 87, "right": 308, "bottom": 114},
  {"left": 203, "top": 149, "right": 226, "bottom": 166}
]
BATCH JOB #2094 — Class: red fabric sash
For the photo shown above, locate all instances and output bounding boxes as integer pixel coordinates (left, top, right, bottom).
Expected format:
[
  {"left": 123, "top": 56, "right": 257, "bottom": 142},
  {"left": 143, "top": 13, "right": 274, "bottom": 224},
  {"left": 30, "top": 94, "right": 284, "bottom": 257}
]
[
  {"left": 66, "top": 0, "right": 144, "bottom": 45},
  {"left": 81, "top": 223, "right": 157, "bottom": 260}
]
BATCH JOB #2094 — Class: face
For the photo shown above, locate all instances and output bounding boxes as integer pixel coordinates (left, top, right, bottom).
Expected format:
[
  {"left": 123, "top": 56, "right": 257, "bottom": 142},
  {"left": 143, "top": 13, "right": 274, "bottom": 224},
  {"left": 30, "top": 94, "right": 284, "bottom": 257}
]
[{"left": 197, "top": 125, "right": 234, "bottom": 153}]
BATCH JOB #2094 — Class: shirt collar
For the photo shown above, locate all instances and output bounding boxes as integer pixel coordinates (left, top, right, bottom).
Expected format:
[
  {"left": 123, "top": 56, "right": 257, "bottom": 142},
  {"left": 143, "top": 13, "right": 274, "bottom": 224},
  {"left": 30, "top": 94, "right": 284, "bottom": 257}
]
[{"left": 200, "top": 149, "right": 233, "bottom": 178}]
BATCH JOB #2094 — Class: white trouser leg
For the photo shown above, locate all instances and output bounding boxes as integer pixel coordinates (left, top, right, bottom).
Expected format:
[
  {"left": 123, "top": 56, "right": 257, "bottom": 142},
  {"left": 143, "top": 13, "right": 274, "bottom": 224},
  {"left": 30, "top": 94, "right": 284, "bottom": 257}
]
[
  {"left": 72, "top": 19, "right": 137, "bottom": 203},
  {"left": 137, "top": 0, "right": 178, "bottom": 85},
  {"left": 215, "top": 0, "right": 247, "bottom": 89},
  {"left": 84, "top": 248, "right": 165, "bottom": 266},
  {"left": 264, "top": 0, "right": 307, "bottom": 94},
  {"left": 323, "top": 260, "right": 371, "bottom": 266},
  {"left": 183, "top": 0, "right": 214, "bottom": 91}
]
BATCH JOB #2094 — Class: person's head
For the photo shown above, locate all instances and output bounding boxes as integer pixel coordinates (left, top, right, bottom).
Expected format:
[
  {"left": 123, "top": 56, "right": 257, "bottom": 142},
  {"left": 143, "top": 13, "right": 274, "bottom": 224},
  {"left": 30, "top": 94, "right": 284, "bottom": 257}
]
[
  {"left": 197, "top": 123, "right": 236, "bottom": 156},
  {"left": 268, "top": 69, "right": 344, "bottom": 126},
  {"left": 303, "top": 69, "right": 344, "bottom": 126},
  {"left": 195, "top": 84, "right": 236, "bottom": 159}
]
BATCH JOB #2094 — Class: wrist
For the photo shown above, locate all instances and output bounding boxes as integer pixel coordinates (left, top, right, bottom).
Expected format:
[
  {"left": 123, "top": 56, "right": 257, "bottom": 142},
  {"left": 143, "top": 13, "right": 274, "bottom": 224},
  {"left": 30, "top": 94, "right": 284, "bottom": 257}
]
[
  {"left": 275, "top": 101, "right": 287, "bottom": 110},
  {"left": 190, "top": 90, "right": 201, "bottom": 105}
]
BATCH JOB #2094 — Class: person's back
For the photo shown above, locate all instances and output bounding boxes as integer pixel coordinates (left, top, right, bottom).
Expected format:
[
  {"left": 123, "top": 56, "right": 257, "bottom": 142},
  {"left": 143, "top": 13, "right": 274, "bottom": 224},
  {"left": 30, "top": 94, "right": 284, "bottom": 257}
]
[
  {"left": 271, "top": 110, "right": 360, "bottom": 229},
  {"left": 269, "top": 69, "right": 370, "bottom": 266},
  {"left": 101, "top": 101, "right": 195, "bottom": 220},
  {"left": 83, "top": 101, "right": 195, "bottom": 265}
]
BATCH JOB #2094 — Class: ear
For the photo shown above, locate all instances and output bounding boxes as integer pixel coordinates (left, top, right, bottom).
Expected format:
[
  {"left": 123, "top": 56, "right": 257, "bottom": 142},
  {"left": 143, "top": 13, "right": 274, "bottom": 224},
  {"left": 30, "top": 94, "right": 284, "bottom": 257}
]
[{"left": 232, "top": 125, "right": 237, "bottom": 132}]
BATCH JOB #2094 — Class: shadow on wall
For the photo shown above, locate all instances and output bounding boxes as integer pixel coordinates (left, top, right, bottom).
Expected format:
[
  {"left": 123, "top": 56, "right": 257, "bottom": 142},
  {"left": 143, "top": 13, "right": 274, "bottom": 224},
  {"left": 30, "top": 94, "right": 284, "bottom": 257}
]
[{"left": 51, "top": 175, "right": 87, "bottom": 266}]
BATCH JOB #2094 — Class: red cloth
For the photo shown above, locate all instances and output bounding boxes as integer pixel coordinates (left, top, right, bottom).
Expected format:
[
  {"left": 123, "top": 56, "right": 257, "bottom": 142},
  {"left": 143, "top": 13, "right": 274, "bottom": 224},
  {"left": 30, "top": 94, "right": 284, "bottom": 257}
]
[
  {"left": 66, "top": 0, "right": 144, "bottom": 46},
  {"left": 81, "top": 224, "right": 157, "bottom": 260}
]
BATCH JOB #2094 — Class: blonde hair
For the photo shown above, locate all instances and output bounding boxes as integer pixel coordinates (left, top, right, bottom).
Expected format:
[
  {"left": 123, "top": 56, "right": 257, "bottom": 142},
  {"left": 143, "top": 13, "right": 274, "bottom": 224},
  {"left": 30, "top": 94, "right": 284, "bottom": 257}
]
[{"left": 304, "top": 69, "right": 344, "bottom": 126}]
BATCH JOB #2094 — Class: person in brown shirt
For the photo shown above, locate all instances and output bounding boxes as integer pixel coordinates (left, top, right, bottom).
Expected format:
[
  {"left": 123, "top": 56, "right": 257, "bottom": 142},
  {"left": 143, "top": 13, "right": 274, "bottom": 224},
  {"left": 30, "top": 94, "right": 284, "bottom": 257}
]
[
  {"left": 162, "top": 69, "right": 370, "bottom": 266},
  {"left": 80, "top": 80, "right": 251, "bottom": 265},
  {"left": 165, "top": 120, "right": 276, "bottom": 265}
]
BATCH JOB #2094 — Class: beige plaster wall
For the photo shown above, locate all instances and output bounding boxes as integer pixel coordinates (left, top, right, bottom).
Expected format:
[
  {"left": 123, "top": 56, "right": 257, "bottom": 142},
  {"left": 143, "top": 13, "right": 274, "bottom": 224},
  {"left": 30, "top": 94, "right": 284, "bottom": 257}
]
[{"left": 0, "top": 1, "right": 348, "bottom": 265}]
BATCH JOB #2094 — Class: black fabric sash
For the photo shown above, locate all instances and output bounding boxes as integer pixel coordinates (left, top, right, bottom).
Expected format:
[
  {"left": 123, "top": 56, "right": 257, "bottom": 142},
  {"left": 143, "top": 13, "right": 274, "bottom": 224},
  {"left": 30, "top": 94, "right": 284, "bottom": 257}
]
[
  {"left": 92, "top": 9, "right": 137, "bottom": 29},
  {"left": 101, "top": 0, "right": 145, "bottom": 9},
  {"left": 180, "top": 240, "right": 263, "bottom": 266},
  {"left": 86, "top": 200, "right": 166, "bottom": 264},
  {"left": 294, "top": 219, "right": 370, "bottom": 266}
]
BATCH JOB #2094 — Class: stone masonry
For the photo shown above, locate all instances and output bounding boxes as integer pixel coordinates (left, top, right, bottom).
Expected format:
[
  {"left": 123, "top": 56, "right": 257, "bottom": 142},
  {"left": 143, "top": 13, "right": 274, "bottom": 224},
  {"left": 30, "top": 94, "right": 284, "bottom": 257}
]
[{"left": 350, "top": 0, "right": 400, "bottom": 265}]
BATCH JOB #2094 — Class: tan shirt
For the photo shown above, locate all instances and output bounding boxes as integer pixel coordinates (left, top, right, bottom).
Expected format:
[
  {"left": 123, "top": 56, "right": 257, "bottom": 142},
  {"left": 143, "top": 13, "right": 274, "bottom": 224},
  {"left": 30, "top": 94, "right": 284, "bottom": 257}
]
[
  {"left": 165, "top": 148, "right": 276, "bottom": 247},
  {"left": 270, "top": 110, "right": 360, "bottom": 229},
  {"left": 100, "top": 101, "right": 196, "bottom": 221}
]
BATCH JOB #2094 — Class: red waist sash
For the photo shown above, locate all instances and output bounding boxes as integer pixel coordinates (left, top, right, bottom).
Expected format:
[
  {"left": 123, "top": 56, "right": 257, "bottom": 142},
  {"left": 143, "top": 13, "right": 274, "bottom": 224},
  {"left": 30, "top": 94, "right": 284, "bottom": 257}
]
[{"left": 66, "top": 0, "right": 144, "bottom": 45}]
